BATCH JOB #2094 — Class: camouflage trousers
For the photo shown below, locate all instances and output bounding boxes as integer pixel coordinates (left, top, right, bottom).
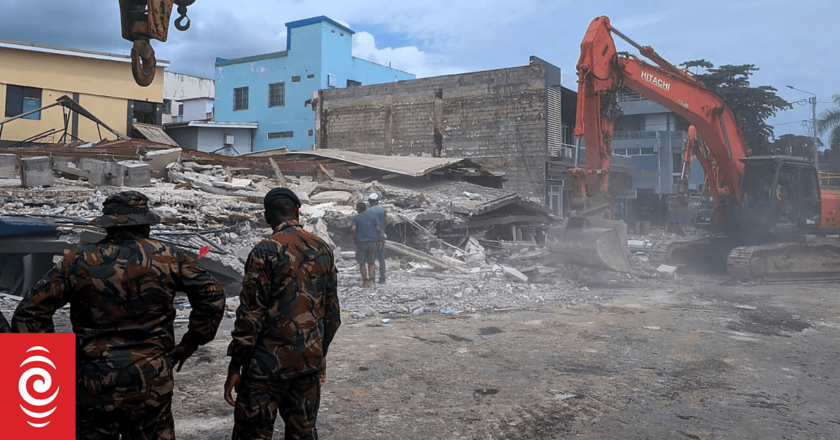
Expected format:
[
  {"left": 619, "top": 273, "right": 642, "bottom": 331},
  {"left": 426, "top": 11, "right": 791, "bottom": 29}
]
[
  {"left": 76, "top": 391, "right": 174, "bottom": 440},
  {"left": 233, "top": 374, "right": 321, "bottom": 440}
]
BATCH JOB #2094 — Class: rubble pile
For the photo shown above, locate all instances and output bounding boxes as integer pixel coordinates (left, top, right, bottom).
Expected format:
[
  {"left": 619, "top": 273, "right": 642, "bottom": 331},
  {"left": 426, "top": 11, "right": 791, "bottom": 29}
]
[{"left": 0, "top": 140, "right": 690, "bottom": 318}]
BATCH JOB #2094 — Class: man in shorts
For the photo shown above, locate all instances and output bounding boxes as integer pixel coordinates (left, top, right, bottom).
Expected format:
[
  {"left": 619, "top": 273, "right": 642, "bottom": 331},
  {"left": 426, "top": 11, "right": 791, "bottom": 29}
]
[{"left": 350, "top": 201, "right": 382, "bottom": 288}]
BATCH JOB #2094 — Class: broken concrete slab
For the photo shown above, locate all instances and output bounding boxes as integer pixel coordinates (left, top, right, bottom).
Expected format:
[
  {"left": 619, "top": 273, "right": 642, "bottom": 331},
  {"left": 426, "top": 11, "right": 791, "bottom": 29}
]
[
  {"left": 310, "top": 190, "right": 354, "bottom": 205},
  {"left": 502, "top": 265, "right": 529, "bottom": 283},
  {"left": 0, "top": 154, "right": 17, "bottom": 179},
  {"left": 53, "top": 163, "right": 90, "bottom": 181},
  {"left": 86, "top": 160, "right": 125, "bottom": 186},
  {"left": 20, "top": 156, "right": 54, "bottom": 188},
  {"left": 656, "top": 264, "right": 678, "bottom": 280},
  {"left": 144, "top": 148, "right": 182, "bottom": 178},
  {"left": 123, "top": 163, "right": 152, "bottom": 187},
  {"left": 304, "top": 218, "right": 335, "bottom": 249},
  {"left": 385, "top": 241, "right": 466, "bottom": 272}
]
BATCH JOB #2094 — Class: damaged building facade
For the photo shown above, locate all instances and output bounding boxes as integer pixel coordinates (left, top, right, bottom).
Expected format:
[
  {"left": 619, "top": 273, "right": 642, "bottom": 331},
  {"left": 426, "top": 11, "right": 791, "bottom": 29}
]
[
  {"left": 311, "top": 56, "right": 579, "bottom": 214},
  {"left": 0, "top": 39, "right": 167, "bottom": 147}
]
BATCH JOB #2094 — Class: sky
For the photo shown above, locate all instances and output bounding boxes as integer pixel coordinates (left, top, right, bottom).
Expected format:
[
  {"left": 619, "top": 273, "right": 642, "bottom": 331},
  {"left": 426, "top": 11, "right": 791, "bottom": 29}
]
[{"left": 0, "top": 0, "right": 837, "bottom": 144}]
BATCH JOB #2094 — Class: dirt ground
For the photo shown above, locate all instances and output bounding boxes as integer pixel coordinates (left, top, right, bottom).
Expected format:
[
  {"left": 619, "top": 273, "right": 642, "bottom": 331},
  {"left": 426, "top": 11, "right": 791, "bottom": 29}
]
[{"left": 160, "top": 273, "right": 840, "bottom": 440}]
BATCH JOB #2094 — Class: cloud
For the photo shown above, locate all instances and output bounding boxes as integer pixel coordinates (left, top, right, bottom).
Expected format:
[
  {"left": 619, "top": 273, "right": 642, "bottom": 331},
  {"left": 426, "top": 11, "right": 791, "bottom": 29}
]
[
  {"left": 351, "top": 32, "right": 459, "bottom": 78},
  {"left": 0, "top": 0, "right": 838, "bottom": 142}
]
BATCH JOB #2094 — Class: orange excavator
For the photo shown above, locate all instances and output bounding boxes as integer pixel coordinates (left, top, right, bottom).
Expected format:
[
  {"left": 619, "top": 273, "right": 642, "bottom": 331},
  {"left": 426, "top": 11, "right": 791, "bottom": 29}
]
[{"left": 548, "top": 15, "right": 840, "bottom": 282}]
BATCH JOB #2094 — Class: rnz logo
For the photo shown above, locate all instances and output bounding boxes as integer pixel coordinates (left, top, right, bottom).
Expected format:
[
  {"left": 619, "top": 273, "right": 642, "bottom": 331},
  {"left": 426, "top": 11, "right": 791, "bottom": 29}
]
[
  {"left": 19, "top": 346, "right": 60, "bottom": 428},
  {"left": 0, "top": 333, "right": 75, "bottom": 438}
]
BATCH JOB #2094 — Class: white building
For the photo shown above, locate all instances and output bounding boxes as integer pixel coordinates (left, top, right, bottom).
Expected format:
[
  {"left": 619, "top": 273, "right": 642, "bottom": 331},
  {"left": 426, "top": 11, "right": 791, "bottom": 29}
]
[{"left": 163, "top": 72, "right": 214, "bottom": 123}]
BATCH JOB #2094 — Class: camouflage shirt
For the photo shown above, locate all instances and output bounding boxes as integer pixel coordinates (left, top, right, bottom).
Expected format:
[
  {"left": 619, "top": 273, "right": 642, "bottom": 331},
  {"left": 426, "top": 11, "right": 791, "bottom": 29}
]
[
  {"left": 0, "top": 312, "right": 10, "bottom": 333},
  {"left": 12, "top": 230, "right": 225, "bottom": 403},
  {"left": 228, "top": 220, "right": 340, "bottom": 384}
]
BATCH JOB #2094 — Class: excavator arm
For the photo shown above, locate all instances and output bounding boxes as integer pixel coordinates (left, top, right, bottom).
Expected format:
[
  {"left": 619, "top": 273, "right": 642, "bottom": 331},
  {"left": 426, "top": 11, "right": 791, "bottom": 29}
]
[{"left": 573, "top": 16, "right": 750, "bottom": 208}]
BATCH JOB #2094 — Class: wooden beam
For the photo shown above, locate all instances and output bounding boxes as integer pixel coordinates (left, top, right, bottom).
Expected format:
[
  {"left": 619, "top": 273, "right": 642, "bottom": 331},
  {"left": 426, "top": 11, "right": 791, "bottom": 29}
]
[{"left": 268, "top": 157, "right": 288, "bottom": 186}]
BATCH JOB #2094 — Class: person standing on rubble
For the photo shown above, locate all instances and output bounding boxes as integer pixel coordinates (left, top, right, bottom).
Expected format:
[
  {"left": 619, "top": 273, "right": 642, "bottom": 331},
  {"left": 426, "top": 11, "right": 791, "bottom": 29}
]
[
  {"left": 351, "top": 201, "right": 383, "bottom": 288},
  {"left": 224, "top": 187, "right": 341, "bottom": 440},
  {"left": 11, "top": 190, "right": 226, "bottom": 439},
  {"left": 366, "top": 193, "right": 388, "bottom": 284}
]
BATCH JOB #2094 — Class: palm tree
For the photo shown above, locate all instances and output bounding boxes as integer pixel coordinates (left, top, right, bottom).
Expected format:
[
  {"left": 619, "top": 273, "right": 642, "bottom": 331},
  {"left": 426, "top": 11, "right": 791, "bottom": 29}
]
[{"left": 817, "top": 94, "right": 840, "bottom": 153}]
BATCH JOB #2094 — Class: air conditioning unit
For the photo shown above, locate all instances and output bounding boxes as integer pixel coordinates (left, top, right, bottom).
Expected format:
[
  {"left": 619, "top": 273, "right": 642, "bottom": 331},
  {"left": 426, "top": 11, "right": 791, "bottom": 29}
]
[{"left": 224, "top": 134, "right": 234, "bottom": 146}]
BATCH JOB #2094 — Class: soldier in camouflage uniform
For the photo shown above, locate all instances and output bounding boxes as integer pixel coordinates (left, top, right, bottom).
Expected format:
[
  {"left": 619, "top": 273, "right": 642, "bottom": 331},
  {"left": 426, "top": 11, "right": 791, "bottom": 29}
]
[
  {"left": 225, "top": 188, "right": 341, "bottom": 440},
  {"left": 12, "top": 191, "right": 225, "bottom": 440}
]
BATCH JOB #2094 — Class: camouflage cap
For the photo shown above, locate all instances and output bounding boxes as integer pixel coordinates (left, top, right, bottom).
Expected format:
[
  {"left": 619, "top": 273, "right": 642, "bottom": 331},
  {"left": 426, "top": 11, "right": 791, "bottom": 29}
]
[{"left": 91, "top": 191, "right": 159, "bottom": 228}]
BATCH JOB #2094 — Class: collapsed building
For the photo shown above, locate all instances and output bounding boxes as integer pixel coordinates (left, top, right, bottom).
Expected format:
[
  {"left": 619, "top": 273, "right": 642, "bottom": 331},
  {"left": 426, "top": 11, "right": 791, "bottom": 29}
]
[{"left": 0, "top": 133, "right": 562, "bottom": 298}]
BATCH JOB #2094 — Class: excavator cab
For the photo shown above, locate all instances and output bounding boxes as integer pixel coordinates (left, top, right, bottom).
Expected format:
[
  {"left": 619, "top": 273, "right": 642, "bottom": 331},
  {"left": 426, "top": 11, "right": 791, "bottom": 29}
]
[{"left": 738, "top": 156, "right": 821, "bottom": 241}]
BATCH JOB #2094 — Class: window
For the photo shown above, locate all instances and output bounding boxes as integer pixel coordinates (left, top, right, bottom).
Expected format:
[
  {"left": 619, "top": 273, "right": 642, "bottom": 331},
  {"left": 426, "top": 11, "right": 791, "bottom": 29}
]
[
  {"left": 233, "top": 87, "right": 249, "bottom": 111},
  {"left": 673, "top": 153, "right": 683, "bottom": 173},
  {"left": 327, "top": 74, "right": 337, "bottom": 87},
  {"left": 307, "top": 74, "right": 315, "bottom": 79},
  {"left": 163, "top": 99, "right": 172, "bottom": 114},
  {"left": 614, "top": 149, "right": 626, "bottom": 155},
  {"left": 268, "top": 82, "right": 285, "bottom": 107},
  {"left": 291, "top": 76, "right": 301, "bottom": 83},
  {"left": 346, "top": 79, "right": 361, "bottom": 87},
  {"left": 5, "top": 85, "right": 42, "bottom": 120},
  {"left": 268, "top": 131, "right": 294, "bottom": 139},
  {"left": 308, "top": 129, "right": 314, "bottom": 137},
  {"left": 641, "top": 147, "right": 655, "bottom": 155}
]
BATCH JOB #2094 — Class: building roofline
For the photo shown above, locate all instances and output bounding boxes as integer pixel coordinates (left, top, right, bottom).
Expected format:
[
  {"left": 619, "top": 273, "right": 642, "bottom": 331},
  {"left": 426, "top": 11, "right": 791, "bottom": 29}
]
[
  {"left": 215, "top": 51, "right": 288, "bottom": 67},
  {"left": 351, "top": 56, "right": 415, "bottom": 77},
  {"left": 179, "top": 96, "right": 214, "bottom": 102},
  {"left": 285, "top": 16, "right": 355, "bottom": 35},
  {"left": 286, "top": 16, "right": 355, "bottom": 51},
  {"left": 164, "top": 70, "right": 214, "bottom": 81},
  {"left": 165, "top": 121, "right": 258, "bottom": 129},
  {"left": 0, "top": 39, "right": 170, "bottom": 67}
]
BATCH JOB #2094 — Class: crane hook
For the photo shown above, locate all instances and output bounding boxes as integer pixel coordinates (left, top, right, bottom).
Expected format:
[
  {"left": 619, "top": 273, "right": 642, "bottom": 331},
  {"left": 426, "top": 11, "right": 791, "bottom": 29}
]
[
  {"left": 131, "top": 39, "right": 157, "bottom": 87},
  {"left": 174, "top": 5, "right": 191, "bottom": 31},
  {"left": 173, "top": 0, "right": 195, "bottom": 31}
]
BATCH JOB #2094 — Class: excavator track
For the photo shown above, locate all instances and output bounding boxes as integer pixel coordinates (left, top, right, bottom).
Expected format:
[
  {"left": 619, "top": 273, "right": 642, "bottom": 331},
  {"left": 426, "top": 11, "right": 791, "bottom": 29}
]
[{"left": 726, "top": 242, "right": 840, "bottom": 283}]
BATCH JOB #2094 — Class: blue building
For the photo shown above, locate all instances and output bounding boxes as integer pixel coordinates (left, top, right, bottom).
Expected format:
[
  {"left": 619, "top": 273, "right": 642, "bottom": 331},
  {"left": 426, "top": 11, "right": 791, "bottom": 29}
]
[
  {"left": 214, "top": 16, "right": 415, "bottom": 152},
  {"left": 611, "top": 90, "right": 708, "bottom": 226}
]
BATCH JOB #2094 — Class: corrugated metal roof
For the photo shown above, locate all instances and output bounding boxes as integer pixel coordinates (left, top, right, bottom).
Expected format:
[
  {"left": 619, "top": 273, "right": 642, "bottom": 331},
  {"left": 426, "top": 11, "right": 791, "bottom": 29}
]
[
  {"left": 133, "top": 123, "right": 180, "bottom": 147},
  {"left": 278, "top": 150, "right": 479, "bottom": 177}
]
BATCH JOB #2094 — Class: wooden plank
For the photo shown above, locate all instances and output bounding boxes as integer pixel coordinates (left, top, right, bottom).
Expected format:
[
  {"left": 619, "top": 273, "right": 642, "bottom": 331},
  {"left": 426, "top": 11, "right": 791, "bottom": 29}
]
[{"left": 268, "top": 157, "right": 288, "bottom": 187}]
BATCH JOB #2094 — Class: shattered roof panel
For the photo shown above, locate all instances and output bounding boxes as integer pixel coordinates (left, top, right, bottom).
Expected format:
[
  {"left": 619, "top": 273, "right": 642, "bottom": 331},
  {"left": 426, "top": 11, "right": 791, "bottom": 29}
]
[
  {"left": 133, "top": 123, "right": 180, "bottom": 147},
  {"left": 279, "top": 150, "right": 478, "bottom": 178}
]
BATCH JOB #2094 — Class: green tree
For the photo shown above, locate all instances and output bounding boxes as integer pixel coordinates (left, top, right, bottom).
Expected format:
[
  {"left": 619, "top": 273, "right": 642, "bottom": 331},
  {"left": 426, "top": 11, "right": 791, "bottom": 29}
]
[
  {"left": 817, "top": 94, "right": 840, "bottom": 155},
  {"left": 770, "top": 133, "right": 821, "bottom": 158},
  {"left": 681, "top": 60, "right": 792, "bottom": 155}
]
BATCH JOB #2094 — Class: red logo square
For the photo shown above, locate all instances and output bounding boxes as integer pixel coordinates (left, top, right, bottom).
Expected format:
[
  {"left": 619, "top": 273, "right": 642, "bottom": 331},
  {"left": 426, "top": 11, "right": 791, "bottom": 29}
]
[{"left": 0, "top": 333, "right": 75, "bottom": 439}]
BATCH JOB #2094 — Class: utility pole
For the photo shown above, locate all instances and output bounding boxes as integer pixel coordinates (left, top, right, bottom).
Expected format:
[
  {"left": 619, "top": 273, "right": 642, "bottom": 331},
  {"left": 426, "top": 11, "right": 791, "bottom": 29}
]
[{"left": 787, "top": 85, "right": 819, "bottom": 171}]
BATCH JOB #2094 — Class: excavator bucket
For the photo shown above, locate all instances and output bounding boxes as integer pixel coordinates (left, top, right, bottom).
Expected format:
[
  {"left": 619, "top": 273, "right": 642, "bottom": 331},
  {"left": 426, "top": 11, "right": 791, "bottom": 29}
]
[{"left": 546, "top": 217, "right": 635, "bottom": 273}]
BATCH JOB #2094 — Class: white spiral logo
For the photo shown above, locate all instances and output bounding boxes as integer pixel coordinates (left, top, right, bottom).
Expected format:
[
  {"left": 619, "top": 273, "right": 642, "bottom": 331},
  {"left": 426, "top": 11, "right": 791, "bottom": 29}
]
[{"left": 18, "top": 346, "right": 60, "bottom": 428}]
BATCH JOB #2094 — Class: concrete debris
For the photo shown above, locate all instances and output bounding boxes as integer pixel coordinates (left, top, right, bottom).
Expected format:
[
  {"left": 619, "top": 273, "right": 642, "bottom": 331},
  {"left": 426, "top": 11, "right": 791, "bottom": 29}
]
[
  {"left": 501, "top": 265, "right": 529, "bottom": 283},
  {"left": 20, "top": 156, "right": 54, "bottom": 188},
  {"left": 0, "top": 138, "right": 700, "bottom": 317},
  {"left": 656, "top": 264, "right": 679, "bottom": 280},
  {"left": 310, "top": 190, "right": 354, "bottom": 204}
]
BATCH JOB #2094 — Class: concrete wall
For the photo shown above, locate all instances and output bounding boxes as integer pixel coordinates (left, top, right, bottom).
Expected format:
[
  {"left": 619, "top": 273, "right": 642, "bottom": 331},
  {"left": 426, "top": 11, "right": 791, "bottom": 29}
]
[
  {"left": 214, "top": 17, "right": 414, "bottom": 152},
  {"left": 0, "top": 44, "right": 164, "bottom": 143},
  {"left": 167, "top": 126, "right": 253, "bottom": 154},
  {"left": 316, "top": 63, "right": 552, "bottom": 201},
  {"left": 182, "top": 98, "right": 214, "bottom": 122},
  {"left": 163, "top": 72, "right": 215, "bottom": 123}
]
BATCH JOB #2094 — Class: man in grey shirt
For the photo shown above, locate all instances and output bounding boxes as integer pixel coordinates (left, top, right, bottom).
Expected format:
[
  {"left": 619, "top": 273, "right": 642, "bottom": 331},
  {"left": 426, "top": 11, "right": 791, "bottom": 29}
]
[
  {"left": 351, "top": 201, "right": 382, "bottom": 288},
  {"left": 367, "top": 193, "right": 388, "bottom": 284}
]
